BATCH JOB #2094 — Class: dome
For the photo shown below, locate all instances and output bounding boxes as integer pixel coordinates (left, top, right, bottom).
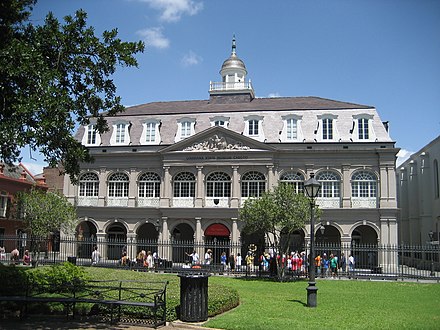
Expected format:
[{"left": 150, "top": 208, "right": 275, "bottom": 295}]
[
  {"left": 220, "top": 36, "right": 247, "bottom": 75},
  {"left": 221, "top": 54, "right": 247, "bottom": 73}
]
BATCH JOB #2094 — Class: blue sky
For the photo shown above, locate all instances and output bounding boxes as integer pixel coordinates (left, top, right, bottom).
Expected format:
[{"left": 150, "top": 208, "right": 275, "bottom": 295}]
[{"left": 22, "top": 0, "right": 440, "bottom": 174}]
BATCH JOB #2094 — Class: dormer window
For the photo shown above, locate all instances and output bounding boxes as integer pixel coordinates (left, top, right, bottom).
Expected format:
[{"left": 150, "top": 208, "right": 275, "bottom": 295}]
[
  {"left": 82, "top": 124, "right": 101, "bottom": 146},
  {"left": 244, "top": 115, "right": 265, "bottom": 142},
  {"left": 352, "top": 114, "right": 376, "bottom": 141},
  {"left": 316, "top": 114, "right": 339, "bottom": 142},
  {"left": 175, "top": 118, "right": 196, "bottom": 142},
  {"left": 110, "top": 121, "right": 130, "bottom": 145},
  {"left": 210, "top": 116, "right": 230, "bottom": 128},
  {"left": 141, "top": 120, "right": 161, "bottom": 145},
  {"left": 281, "top": 114, "right": 303, "bottom": 142}
]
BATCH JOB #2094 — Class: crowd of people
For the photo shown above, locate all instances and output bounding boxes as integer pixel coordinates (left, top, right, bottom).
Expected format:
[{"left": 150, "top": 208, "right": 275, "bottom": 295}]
[{"left": 0, "top": 246, "right": 32, "bottom": 266}]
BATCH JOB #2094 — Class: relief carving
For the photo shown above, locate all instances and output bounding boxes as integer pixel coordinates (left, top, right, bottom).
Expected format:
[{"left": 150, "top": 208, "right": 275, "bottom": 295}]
[{"left": 184, "top": 134, "right": 250, "bottom": 151}]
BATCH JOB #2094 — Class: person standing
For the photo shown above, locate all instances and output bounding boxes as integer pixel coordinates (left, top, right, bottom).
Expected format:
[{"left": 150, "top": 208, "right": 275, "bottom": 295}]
[
  {"left": 340, "top": 253, "right": 347, "bottom": 275},
  {"left": 349, "top": 254, "right": 355, "bottom": 274},
  {"left": 220, "top": 251, "right": 227, "bottom": 270},
  {"left": 204, "top": 249, "right": 212, "bottom": 265},
  {"left": 235, "top": 253, "right": 242, "bottom": 272},
  {"left": 229, "top": 253, "right": 235, "bottom": 272},
  {"left": 91, "top": 246, "right": 101, "bottom": 265},
  {"left": 186, "top": 250, "right": 200, "bottom": 265},
  {"left": 146, "top": 251, "right": 154, "bottom": 270}
]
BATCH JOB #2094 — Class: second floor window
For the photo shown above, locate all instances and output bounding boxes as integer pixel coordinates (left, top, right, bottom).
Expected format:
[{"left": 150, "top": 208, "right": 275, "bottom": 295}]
[
  {"left": 317, "top": 171, "right": 340, "bottom": 198},
  {"left": 181, "top": 121, "right": 191, "bottom": 138},
  {"left": 0, "top": 192, "right": 8, "bottom": 218},
  {"left": 138, "top": 172, "right": 161, "bottom": 198},
  {"left": 108, "top": 173, "right": 129, "bottom": 198},
  {"left": 79, "top": 172, "right": 99, "bottom": 197},
  {"left": 279, "top": 172, "right": 304, "bottom": 194},
  {"left": 352, "top": 171, "right": 377, "bottom": 198},
  {"left": 206, "top": 172, "right": 231, "bottom": 197},
  {"left": 241, "top": 171, "right": 266, "bottom": 198},
  {"left": 173, "top": 172, "right": 195, "bottom": 198}
]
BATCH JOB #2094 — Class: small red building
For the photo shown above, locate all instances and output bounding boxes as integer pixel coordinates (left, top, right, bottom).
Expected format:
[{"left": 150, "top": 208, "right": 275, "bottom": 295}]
[{"left": 0, "top": 162, "right": 48, "bottom": 238}]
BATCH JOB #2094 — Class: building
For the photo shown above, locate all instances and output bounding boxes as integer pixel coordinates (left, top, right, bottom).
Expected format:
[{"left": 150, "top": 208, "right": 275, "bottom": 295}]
[
  {"left": 0, "top": 162, "right": 47, "bottom": 251},
  {"left": 63, "top": 38, "right": 399, "bottom": 267},
  {"left": 397, "top": 135, "right": 440, "bottom": 245}
]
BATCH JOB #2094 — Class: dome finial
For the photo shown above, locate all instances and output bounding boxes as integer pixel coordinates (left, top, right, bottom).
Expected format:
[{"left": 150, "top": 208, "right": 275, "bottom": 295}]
[{"left": 231, "top": 34, "right": 236, "bottom": 56}]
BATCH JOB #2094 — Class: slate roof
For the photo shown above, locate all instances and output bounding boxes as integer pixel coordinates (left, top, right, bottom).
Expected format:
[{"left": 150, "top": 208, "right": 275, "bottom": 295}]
[{"left": 119, "top": 96, "right": 373, "bottom": 117}]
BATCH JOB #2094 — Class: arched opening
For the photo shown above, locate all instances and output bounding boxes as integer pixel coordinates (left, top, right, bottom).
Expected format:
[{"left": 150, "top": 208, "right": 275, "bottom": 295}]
[
  {"left": 240, "top": 230, "right": 265, "bottom": 270},
  {"left": 171, "top": 223, "right": 194, "bottom": 264},
  {"left": 280, "top": 228, "right": 305, "bottom": 255},
  {"left": 316, "top": 225, "right": 341, "bottom": 260},
  {"left": 107, "top": 223, "right": 127, "bottom": 260},
  {"left": 76, "top": 221, "right": 97, "bottom": 258},
  {"left": 351, "top": 225, "right": 379, "bottom": 269},
  {"left": 205, "top": 223, "right": 231, "bottom": 264},
  {"left": 137, "top": 222, "right": 159, "bottom": 258}
]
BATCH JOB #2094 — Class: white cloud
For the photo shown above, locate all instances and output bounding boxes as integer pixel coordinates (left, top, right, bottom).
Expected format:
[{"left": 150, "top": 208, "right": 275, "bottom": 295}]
[
  {"left": 181, "top": 50, "right": 202, "bottom": 67},
  {"left": 396, "top": 149, "right": 414, "bottom": 167},
  {"left": 268, "top": 92, "right": 281, "bottom": 98},
  {"left": 136, "top": 27, "right": 170, "bottom": 49},
  {"left": 141, "top": 0, "right": 203, "bottom": 22}
]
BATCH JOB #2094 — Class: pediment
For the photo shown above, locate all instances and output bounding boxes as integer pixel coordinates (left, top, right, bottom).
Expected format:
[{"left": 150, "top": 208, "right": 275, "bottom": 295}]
[{"left": 159, "top": 126, "right": 275, "bottom": 153}]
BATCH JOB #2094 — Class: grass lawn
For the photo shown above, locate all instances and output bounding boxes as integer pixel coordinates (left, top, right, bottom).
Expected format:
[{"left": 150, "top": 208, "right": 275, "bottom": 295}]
[
  {"left": 205, "top": 277, "right": 440, "bottom": 330},
  {"left": 82, "top": 267, "right": 440, "bottom": 329}
]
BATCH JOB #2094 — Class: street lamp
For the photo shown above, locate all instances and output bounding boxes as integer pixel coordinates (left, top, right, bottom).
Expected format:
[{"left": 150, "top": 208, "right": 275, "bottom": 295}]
[
  {"left": 429, "top": 230, "right": 434, "bottom": 276},
  {"left": 304, "top": 173, "right": 321, "bottom": 308}
]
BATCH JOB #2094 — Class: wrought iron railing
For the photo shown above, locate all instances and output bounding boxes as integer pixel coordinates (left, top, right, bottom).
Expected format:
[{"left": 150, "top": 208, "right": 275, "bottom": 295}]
[{"left": 0, "top": 235, "right": 438, "bottom": 280}]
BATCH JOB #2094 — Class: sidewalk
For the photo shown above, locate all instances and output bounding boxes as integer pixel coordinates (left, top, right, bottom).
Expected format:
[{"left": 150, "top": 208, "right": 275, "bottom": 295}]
[{"left": 0, "top": 317, "right": 216, "bottom": 330}]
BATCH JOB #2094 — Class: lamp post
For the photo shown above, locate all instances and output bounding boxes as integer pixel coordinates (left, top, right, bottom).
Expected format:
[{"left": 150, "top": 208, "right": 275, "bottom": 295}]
[
  {"left": 429, "top": 230, "right": 435, "bottom": 276},
  {"left": 304, "top": 173, "right": 321, "bottom": 308}
]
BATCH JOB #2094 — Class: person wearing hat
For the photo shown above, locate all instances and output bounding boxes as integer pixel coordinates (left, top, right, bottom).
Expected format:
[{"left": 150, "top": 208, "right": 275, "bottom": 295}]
[{"left": 204, "top": 249, "right": 212, "bottom": 265}]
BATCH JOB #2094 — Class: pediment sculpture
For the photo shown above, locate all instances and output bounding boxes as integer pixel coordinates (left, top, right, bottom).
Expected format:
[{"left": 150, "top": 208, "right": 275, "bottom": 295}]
[{"left": 184, "top": 134, "right": 250, "bottom": 151}]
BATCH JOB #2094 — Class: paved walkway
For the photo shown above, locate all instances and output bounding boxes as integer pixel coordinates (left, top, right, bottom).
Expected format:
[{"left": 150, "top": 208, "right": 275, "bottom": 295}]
[{"left": 0, "top": 317, "right": 215, "bottom": 330}]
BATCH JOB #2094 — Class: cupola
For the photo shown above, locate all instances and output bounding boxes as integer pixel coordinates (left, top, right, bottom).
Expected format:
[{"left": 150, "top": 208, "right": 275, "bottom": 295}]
[{"left": 209, "top": 36, "right": 254, "bottom": 104}]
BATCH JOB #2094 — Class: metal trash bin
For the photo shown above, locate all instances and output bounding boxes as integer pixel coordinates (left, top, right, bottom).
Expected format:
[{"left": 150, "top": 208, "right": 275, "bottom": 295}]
[
  {"left": 67, "top": 256, "right": 77, "bottom": 265},
  {"left": 178, "top": 272, "right": 210, "bottom": 322}
]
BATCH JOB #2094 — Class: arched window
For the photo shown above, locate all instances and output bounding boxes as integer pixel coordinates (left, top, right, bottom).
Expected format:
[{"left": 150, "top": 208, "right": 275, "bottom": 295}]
[
  {"left": 173, "top": 172, "right": 195, "bottom": 197},
  {"left": 138, "top": 172, "right": 161, "bottom": 198},
  {"left": 351, "top": 171, "right": 377, "bottom": 198},
  {"left": 108, "top": 173, "right": 129, "bottom": 197},
  {"left": 206, "top": 172, "right": 231, "bottom": 197},
  {"left": 316, "top": 171, "right": 340, "bottom": 198},
  {"left": 241, "top": 171, "right": 266, "bottom": 198},
  {"left": 280, "top": 171, "right": 304, "bottom": 194},
  {"left": 79, "top": 172, "right": 99, "bottom": 197}
]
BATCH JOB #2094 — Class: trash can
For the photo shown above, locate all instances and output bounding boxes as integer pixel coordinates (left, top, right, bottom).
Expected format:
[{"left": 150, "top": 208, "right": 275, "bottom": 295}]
[
  {"left": 67, "top": 256, "right": 77, "bottom": 265},
  {"left": 178, "top": 272, "right": 210, "bottom": 322}
]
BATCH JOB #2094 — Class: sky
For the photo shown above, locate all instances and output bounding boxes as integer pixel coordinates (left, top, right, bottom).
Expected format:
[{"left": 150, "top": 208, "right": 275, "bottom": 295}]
[{"left": 20, "top": 0, "right": 440, "bottom": 175}]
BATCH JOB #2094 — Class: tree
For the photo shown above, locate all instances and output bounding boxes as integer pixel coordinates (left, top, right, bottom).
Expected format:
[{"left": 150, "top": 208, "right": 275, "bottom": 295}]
[
  {"left": 239, "top": 183, "right": 321, "bottom": 279},
  {"left": 16, "top": 188, "right": 77, "bottom": 263},
  {"left": 17, "top": 188, "right": 77, "bottom": 237},
  {"left": 0, "top": 0, "right": 145, "bottom": 182}
]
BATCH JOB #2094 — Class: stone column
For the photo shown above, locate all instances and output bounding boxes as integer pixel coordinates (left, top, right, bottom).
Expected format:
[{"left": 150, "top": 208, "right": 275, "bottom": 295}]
[
  {"left": 195, "top": 166, "right": 204, "bottom": 207},
  {"left": 231, "top": 166, "right": 240, "bottom": 208},
  {"left": 341, "top": 165, "right": 351, "bottom": 208},
  {"left": 161, "top": 166, "right": 171, "bottom": 207},
  {"left": 266, "top": 165, "right": 275, "bottom": 191},
  {"left": 98, "top": 167, "right": 107, "bottom": 206},
  {"left": 128, "top": 167, "right": 138, "bottom": 207}
]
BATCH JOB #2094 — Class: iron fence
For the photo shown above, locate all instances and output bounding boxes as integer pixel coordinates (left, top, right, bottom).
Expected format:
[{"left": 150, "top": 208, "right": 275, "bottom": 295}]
[{"left": 0, "top": 235, "right": 439, "bottom": 280}]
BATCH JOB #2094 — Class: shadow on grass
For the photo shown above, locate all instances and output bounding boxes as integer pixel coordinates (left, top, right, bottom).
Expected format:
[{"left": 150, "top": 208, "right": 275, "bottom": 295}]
[{"left": 287, "top": 299, "right": 307, "bottom": 307}]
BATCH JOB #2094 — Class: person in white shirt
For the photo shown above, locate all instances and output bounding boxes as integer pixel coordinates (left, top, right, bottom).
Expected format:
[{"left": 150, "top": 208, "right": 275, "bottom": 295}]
[
  {"left": 204, "top": 249, "right": 212, "bottom": 265},
  {"left": 91, "top": 246, "right": 101, "bottom": 265}
]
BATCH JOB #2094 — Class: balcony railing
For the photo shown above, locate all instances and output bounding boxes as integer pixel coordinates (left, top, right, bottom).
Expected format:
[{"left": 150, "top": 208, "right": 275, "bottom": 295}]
[
  {"left": 77, "top": 197, "right": 99, "bottom": 207},
  {"left": 316, "top": 197, "right": 341, "bottom": 209},
  {"left": 106, "top": 197, "right": 129, "bottom": 207},
  {"left": 137, "top": 197, "right": 160, "bottom": 207},
  {"left": 205, "top": 197, "right": 229, "bottom": 208},
  {"left": 209, "top": 81, "right": 253, "bottom": 92},
  {"left": 351, "top": 197, "right": 378, "bottom": 208}
]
